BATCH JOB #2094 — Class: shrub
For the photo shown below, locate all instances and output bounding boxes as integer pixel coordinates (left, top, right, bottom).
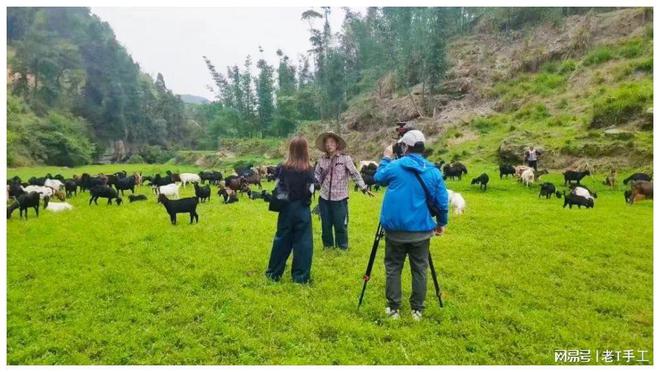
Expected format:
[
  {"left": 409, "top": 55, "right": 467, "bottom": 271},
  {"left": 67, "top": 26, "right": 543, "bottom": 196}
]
[
  {"left": 583, "top": 47, "right": 614, "bottom": 66},
  {"left": 126, "top": 154, "right": 145, "bottom": 164},
  {"left": 591, "top": 82, "right": 653, "bottom": 128}
]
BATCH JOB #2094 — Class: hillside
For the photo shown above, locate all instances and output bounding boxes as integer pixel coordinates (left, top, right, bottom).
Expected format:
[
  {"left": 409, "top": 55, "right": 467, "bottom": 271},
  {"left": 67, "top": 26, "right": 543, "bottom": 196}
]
[
  {"left": 322, "top": 8, "right": 653, "bottom": 171},
  {"left": 180, "top": 94, "right": 210, "bottom": 105}
]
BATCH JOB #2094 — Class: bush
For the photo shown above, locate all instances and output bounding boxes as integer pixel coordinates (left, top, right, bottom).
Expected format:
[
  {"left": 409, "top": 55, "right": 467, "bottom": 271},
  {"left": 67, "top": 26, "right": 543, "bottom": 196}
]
[
  {"left": 126, "top": 154, "right": 145, "bottom": 164},
  {"left": 633, "top": 57, "right": 653, "bottom": 73},
  {"left": 558, "top": 60, "right": 577, "bottom": 74},
  {"left": 591, "top": 81, "right": 653, "bottom": 128},
  {"left": 140, "top": 145, "right": 176, "bottom": 164},
  {"left": 583, "top": 47, "right": 614, "bottom": 66}
]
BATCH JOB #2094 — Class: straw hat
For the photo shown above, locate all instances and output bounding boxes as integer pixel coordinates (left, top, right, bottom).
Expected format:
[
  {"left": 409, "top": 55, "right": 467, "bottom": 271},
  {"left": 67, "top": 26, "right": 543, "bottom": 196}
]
[{"left": 315, "top": 131, "right": 347, "bottom": 152}]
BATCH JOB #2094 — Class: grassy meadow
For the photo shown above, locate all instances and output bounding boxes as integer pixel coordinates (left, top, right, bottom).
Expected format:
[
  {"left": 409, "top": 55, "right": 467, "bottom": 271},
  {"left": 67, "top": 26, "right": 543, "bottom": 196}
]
[{"left": 6, "top": 163, "right": 653, "bottom": 364}]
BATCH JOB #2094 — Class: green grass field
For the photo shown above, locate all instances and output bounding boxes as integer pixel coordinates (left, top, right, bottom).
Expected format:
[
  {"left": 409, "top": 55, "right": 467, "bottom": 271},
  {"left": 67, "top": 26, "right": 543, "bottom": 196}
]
[{"left": 6, "top": 164, "right": 653, "bottom": 364}]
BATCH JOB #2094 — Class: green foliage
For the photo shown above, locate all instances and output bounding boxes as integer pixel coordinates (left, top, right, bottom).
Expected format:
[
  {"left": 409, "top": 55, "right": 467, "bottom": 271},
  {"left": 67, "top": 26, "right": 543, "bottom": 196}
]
[
  {"left": 139, "top": 145, "right": 176, "bottom": 164},
  {"left": 7, "top": 94, "right": 95, "bottom": 167},
  {"left": 126, "top": 154, "right": 145, "bottom": 164},
  {"left": 7, "top": 7, "right": 189, "bottom": 160},
  {"left": 583, "top": 47, "right": 614, "bottom": 66},
  {"left": 591, "top": 81, "right": 653, "bottom": 128}
]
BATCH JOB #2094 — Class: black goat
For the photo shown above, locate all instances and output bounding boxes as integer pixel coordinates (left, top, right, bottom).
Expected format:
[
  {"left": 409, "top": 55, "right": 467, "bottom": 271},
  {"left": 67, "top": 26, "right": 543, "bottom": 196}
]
[
  {"left": 623, "top": 172, "right": 652, "bottom": 185},
  {"left": 471, "top": 173, "right": 489, "bottom": 190},
  {"left": 199, "top": 171, "right": 223, "bottom": 185},
  {"left": 115, "top": 176, "right": 136, "bottom": 195},
  {"left": 539, "top": 182, "right": 561, "bottom": 199},
  {"left": 194, "top": 182, "right": 211, "bottom": 203},
  {"left": 89, "top": 186, "right": 123, "bottom": 206},
  {"left": 563, "top": 191, "right": 594, "bottom": 209},
  {"left": 64, "top": 180, "right": 78, "bottom": 197},
  {"left": 12, "top": 192, "right": 42, "bottom": 219},
  {"left": 499, "top": 164, "right": 516, "bottom": 179},
  {"left": 218, "top": 188, "right": 239, "bottom": 204},
  {"left": 158, "top": 194, "right": 199, "bottom": 224},
  {"left": 443, "top": 162, "right": 468, "bottom": 180},
  {"left": 128, "top": 194, "right": 148, "bottom": 203},
  {"left": 563, "top": 170, "right": 590, "bottom": 185},
  {"left": 248, "top": 189, "right": 271, "bottom": 201},
  {"left": 8, "top": 182, "right": 25, "bottom": 198}
]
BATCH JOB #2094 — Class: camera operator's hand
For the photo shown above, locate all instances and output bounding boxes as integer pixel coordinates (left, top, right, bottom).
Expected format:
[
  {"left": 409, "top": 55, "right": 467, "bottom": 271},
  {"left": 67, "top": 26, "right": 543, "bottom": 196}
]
[
  {"left": 383, "top": 145, "right": 394, "bottom": 159},
  {"left": 434, "top": 225, "right": 446, "bottom": 236}
]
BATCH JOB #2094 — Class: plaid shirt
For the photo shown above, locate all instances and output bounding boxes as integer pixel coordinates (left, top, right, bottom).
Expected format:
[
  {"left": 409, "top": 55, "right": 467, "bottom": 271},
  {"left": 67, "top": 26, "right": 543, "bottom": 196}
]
[{"left": 314, "top": 153, "right": 366, "bottom": 201}]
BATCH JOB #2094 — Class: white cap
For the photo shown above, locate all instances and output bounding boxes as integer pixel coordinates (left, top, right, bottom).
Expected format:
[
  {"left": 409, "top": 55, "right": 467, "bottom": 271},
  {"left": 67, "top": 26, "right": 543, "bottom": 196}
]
[{"left": 398, "top": 130, "right": 426, "bottom": 147}]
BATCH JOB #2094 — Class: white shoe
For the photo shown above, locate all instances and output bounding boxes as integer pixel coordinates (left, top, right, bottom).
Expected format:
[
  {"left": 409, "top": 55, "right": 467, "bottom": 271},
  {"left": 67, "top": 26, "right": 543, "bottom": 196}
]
[
  {"left": 411, "top": 310, "right": 423, "bottom": 321},
  {"left": 385, "top": 307, "right": 400, "bottom": 319}
]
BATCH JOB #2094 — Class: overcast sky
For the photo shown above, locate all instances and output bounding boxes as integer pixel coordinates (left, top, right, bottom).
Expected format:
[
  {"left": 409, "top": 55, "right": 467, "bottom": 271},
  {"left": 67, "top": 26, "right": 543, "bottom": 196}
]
[{"left": 90, "top": 7, "right": 357, "bottom": 101}]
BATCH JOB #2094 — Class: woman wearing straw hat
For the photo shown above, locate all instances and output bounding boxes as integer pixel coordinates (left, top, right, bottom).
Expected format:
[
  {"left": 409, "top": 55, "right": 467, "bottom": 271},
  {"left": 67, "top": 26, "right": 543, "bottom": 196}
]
[{"left": 314, "top": 131, "right": 374, "bottom": 250}]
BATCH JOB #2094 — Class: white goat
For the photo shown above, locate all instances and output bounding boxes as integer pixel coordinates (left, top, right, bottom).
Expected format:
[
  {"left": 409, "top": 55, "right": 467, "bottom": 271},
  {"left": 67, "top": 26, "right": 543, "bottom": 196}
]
[
  {"left": 179, "top": 173, "right": 201, "bottom": 187},
  {"left": 521, "top": 169, "right": 535, "bottom": 187},
  {"left": 46, "top": 202, "right": 73, "bottom": 212},
  {"left": 44, "top": 179, "right": 64, "bottom": 192},
  {"left": 157, "top": 183, "right": 180, "bottom": 199},
  {"left": 22, "top": 185, "right": 56, "bottom": 199},
  {"left": 572, "top": 186, "right": 595, "bottom": 200},
  {"left": 447, "top": 189, "right": 466, "bottom": 215}
]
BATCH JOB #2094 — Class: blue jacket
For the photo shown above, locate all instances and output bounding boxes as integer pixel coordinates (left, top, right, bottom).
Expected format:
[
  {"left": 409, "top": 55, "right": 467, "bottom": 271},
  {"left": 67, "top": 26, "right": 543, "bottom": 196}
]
[{"left": 374, "top": 153, "right": 449, "bottom": 232}]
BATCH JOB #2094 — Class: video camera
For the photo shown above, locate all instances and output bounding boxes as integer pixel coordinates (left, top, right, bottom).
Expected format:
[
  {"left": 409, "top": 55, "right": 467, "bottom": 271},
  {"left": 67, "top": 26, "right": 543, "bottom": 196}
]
[{"left": 393, "top": 121, "right": 414, "bottom": 158}]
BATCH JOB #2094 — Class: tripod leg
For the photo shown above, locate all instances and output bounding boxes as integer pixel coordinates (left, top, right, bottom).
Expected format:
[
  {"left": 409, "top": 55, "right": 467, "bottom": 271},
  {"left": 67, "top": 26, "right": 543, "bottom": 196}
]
[
  {"left": 358, "top": 223, "right": 384, "bottom": 310},
  {"left": 428, "top": 251, "right": 444, "bottom": 308}
]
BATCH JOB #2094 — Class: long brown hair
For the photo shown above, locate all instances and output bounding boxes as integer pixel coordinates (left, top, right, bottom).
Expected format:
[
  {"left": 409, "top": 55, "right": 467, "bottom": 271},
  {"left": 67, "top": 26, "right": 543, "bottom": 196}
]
[{"left": 284, "top": 136, "right": 311, "bottom": 172}]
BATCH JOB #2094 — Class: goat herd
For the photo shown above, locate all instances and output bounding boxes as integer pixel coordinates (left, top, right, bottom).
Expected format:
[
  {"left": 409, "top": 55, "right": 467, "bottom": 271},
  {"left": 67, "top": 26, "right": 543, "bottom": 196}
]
[
  {"left": 5, "top": 165, "right": 275, "bottom": 224},
  {"left": 434, "top": 160, "right": 653, "bottom": 210},
  {"left": 6, "top": 160, "right": 654, "bottom": 224}
]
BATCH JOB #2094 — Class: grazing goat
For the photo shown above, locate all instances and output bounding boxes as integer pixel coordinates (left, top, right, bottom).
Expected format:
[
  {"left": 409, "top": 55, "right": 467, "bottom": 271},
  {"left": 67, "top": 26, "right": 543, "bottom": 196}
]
[
  {"left": 44, "top": 179, "right": 64, "bottom": 192},
  {"left": 563, "top": 170, "right": 590, "bottom": 185},
  {"left": 64, "top": 180, "right": 78, "bottom": 197},
  {"left": 443, "top": 162, "right": 468, "bottom": 180},
  {"left": 355, "top": 163, "right": 380, "bottom": 192},
  {"left": 623, "top": 172, "right": 652, "bottom": 185},
  {"left": 603, "top": 170, "right": 617, "bottom": 189},
  {"left": 539, "top": 183, "right": 561, "bottom": 199},
  {"left": 22, "top": 185, "right": 65, "bottom": 201},
  {"left": 179, "top": 172, "right": 202, "bottom": 187},
  {"left": 199, "top": 171, "right": 223, "bottom": 185},
  {"left": 194, "top": 182, "right": 211, "bottom": 203},
  {"left": 628, "top": 180, "right": 653, "bottom": 204},
  {"left": 570, "top": 185, "right": 597, "bottom": 200},
  {"left": 563, "top": 191, "right": 594, "bottom": 209},
  {"left": 115, "top": 175, "right": 136, "bottom": 195},
  {"left": 14, "top": 192, "right": 42, "bottom": 219},
  {"left": 514, "top": 165, "right": 532, "bottom": 178},
  {"left": 128, "top": 194, "right": 148, "bottom": 203},
  {"left": 157, "top": 183, "right": 180, "bottom": 199},
  {"left": 89, "top": 186, "right": 123, "bottom": 206},
  {"left": 218, "top": 188, "right": 239, "bottom": 204},
  {"left": 499, "top": 164, "right": 516, "bottom": 179},
  {"left": 520, "top": 169, "right": 535, "bottom": 187},
  {"left": 447, "top": 189, "right": 466, "bottom": 215},
  {"left": 471, "top": 173, "right": 489, "bottom": 191},
  {"left": 158, "top": 194, "right": 199, "bottom": 224}
]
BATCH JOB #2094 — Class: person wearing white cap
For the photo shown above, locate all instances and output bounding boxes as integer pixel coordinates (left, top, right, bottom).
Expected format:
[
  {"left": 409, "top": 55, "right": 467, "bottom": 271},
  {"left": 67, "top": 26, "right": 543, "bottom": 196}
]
[{"left": 373, "top": 129, "right": 449, "bottom": 321}]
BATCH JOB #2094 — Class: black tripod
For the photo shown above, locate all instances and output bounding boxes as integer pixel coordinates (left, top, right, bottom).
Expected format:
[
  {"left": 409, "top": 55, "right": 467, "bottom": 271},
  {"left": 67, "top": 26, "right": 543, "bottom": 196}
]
[{"left": 357, "top": 222, "right": 444, "bottom": 310}]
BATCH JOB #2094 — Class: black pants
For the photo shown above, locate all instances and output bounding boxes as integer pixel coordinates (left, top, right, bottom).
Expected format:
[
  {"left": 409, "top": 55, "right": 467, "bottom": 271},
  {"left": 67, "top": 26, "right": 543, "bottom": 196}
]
[
  {"left": 266, "top": 200, "right": 313, "bottom": 283},
  {"left": 318, "top": 197, "right": 349, "bottom": 249},
  {"left": 527, "top": 160, "right": 538, "bottom": 171},
  {"left": 384, "top": 238, "right": 430, "bottom": 312}
]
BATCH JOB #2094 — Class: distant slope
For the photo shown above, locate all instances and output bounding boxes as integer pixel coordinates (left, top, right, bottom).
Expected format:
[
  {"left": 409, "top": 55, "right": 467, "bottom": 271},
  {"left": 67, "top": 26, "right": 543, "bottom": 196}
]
[
  {"left": 180, "top": 94, "right": 210, "bottom": 105},
  {"left": 328, "top": 8, "right": 653, "bottom": 171}
]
